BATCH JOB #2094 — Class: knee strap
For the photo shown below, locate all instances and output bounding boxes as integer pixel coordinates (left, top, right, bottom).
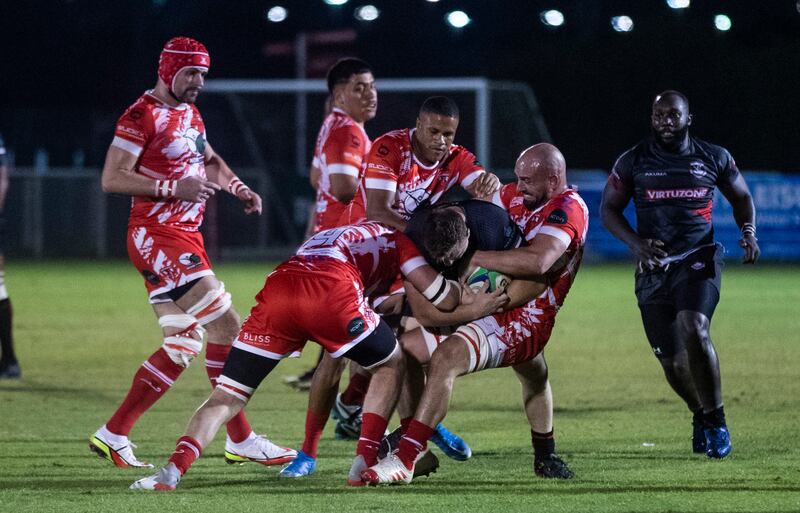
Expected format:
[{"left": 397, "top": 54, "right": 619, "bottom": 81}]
[
  {"left": 186, "top": 282, "right": 232, "bottom": 326},
  {"left": 159, "top": 314, "right": 206, "bottom": 368}
]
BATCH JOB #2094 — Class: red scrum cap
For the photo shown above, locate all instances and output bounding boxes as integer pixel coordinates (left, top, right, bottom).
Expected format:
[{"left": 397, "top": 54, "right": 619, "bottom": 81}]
[{"left": 158, "top": 37, "right": 211, "bottom": 93}]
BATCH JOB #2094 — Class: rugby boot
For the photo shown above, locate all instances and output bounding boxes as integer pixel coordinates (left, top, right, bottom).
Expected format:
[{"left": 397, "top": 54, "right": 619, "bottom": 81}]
[
  {"left": 704, "top": 425, "right": 732, "bottom": 459},
  {"left": 89, "top": 426, "right": 153, "bottom": 468},
  {"left": 431, "top": 423, "right": 472, "bottom": 461},
  {"left": 534, "top": 453, "right": 574, "bottom": 479},
  {"left": 0, "top": 362, "right": 20, "bottom": 379},
  {"left": 279, "top": 450, "right": 317, "bottom": 478},
  {"left": 360, "top": 453, "right": 413, "bottom": 485},
  {"left": 692, "top": 411, "right": 707, "bottom": 454},
  {"left": 130, "top": 463, "right": 181, "bottom": 491},
  {"left": 378, "top": 426, "right": 402, "bottom": 459},
  {"left": 412, "top": 450, "right": 439, "bottom": 479},
  {"left": 224, "top": 433, "right": 297, "bottom": 466},
  {"left": 332, "top": 393, "right": 362, "bottom": 440}
]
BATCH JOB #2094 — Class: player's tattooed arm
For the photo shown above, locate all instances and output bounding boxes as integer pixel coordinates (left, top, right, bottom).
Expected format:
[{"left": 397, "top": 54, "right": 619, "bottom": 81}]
[
  {"left": 204, "top": 142, "right": 262, "bottom": 215},
  {"left": 718, "top": 173, "right": 759, "bottom": 264},
  {"left": 405, "top": 279, "right": 507, "bottom": 328},
  {"left": 366, "top": 188, "right": 408, "bottom": 231}
]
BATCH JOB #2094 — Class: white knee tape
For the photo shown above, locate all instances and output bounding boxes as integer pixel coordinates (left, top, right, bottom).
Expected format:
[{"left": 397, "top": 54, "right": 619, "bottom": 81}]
[
  {"left": 186, "top": 282, "right": 233, "bottom": 325},
  {"left": 159, "top": 314, "right": 206, "bottom": 368}
]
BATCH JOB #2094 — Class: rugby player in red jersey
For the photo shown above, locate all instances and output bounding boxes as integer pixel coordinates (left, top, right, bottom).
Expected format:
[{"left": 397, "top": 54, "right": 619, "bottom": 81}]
[
  {"left": 89, "top": 37, "right": 295, "bottom": 469},
  {"left": 130, "top": 211, "right": 505, "bottom": 490},
  {"left": 362, "top": 143, "right": 587, "bottom": 484}
]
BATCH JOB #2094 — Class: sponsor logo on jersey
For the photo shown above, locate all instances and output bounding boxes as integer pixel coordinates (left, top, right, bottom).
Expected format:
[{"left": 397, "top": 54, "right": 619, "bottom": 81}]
[
  {"left": 347, "top": 317, "right": 366, "bottom": 337},
  {"left": 179, "top": 252, "right": 203, "bottom": 269},
  {"left": 241, "top": 332, "right": 272, "bottom": 344},
  {"left": 689, "top": 161, "right": 707, "bottom": 178},
  {"left": 547, "top": 209, "right": 568, "bottom": 225},
  {"left": 142, "top": 269, "right": 161, "bottom": 285},
  {"left": 644, "top": 171, "right": 667, "bottom": 177},
  {"left": 118, "top": 125, "right": 145, "bottom": 138},
  {"left": 691, "top": 261, "right": 705, "bottom": 270},
  {"left": 644, "top": 188, "right": 710, "bottom": 200}
]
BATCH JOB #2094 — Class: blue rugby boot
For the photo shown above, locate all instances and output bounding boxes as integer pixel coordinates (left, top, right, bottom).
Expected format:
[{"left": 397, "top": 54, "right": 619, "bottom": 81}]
[
  {"left": 279, "top": 450, "right": 317, "bottom": 478},
  {"left": 704, "top": 425, "right": 732, "bottom": 459},
  {"left": 431, "top": 423, "right": 472, "bottom": 461}
]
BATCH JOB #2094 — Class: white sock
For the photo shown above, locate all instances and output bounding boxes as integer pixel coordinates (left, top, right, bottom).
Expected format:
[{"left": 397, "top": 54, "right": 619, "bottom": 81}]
[{"left": 97, "top": 424, "right": 128, "bottom": 446}]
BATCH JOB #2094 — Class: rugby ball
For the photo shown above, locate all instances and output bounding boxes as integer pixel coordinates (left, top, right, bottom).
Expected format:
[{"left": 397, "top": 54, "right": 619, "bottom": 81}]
[{"left": 466, "top": 267, "right": 510, "bottom": 292}]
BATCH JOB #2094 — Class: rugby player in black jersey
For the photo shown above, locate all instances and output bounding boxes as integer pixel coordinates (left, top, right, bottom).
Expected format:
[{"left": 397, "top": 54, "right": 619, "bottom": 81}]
[{"left": 600, "top": 91, "right": 759, "bottom": 459}]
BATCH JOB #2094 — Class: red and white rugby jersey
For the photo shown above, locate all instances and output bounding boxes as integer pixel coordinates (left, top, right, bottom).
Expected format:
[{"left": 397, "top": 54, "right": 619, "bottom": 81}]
[
  {"left": 288, "top": 222, "right": 426, "bottom": 298},
  {"left": 311, "top": 108, "right": 371, "bottom": 232},
  {"left": 346, "top": 128, "right": 485, "bottom": 222},
  {"left": 112, "top": 91, "right": 209, "bottom": 231},
  {"left": 494, "top": 184, "right": 589, "bottom": 310}
]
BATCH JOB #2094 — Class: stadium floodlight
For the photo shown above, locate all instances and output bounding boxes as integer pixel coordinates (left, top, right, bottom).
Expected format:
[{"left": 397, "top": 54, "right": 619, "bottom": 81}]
[
  {"left": 266, "top": 6, "right": 288, "bottom": 23},
  {"left": 540, "top": 10, "right": 565, "bottom": 27},
  {"left": 666, "top": 0, "right": 690, "bottom": 9},
  {"left": 714, "top": 14, "right": 732, "bottom": 31},
  {"left": 323, "top": 0, "right": 348, "bottom": 5},
  {"left": 425, "top": 0, "right": 441, "bottom": 3},
  {"left": 446, "top": 10, "right": 471, "bottom": 28},
  {"left": 355, "top": 5, "right": 379, "bottom": 21},
  {"left": 611, "top": 15, "right": 634, "bottom": 32}
]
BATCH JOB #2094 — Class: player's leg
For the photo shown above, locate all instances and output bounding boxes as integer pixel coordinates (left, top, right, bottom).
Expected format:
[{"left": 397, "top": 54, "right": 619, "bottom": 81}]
[
  {"left": 0, "top": 253, "right": 19, "bottom": 379},
  {"left": 339, "top": 319, "right": 406, "bottom": 486},
  {"left": 131, "top": 346, "right": 281, "bottom": 490},
  {"left": 90, "top": 298, "right": 203, "bottom": 468},
  {"left": 399, "top": 325, "right": 472, "bottom": 461},
  {"left": 333, "top": 361, "right": 372, "bottom": 439},
  {"left": 362, "top": 328, "right": 473, "bottom": 485},
  {"left": 512, "top": 354, "right": 573, "bottom": 479},
  {"left": 280, "top": 351, "right": 347, "bottom": 478}
]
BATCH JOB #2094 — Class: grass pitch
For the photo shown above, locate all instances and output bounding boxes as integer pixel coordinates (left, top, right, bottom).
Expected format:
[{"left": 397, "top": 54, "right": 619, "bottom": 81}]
[{"left": 1, "top": 260, "right": 799, "bottom": 513}]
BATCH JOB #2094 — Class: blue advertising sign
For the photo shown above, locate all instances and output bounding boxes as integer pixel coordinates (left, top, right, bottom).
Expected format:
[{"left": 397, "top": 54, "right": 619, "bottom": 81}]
[{"left": 570, "top": 170, "right": 800, "bottom": 262}]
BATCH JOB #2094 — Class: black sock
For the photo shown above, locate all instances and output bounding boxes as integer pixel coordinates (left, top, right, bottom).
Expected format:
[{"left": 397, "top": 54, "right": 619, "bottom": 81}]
[
  {"left": 532, "top": 430, "right": 555, "bottom": 459},
  {"left": 704, "top": 406, "right": 726, "bottom": 428},
  {"left": 0, "top": 298, "right": 15, "bottom": 365},
  {"left": 691, "top": 406, "right": 704, "bottom": 424}
]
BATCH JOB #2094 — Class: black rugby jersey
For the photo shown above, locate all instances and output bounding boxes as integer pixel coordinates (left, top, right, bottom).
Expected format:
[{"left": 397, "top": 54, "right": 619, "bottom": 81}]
[
  {"left": 610, "top": 136, "right": 740, "bottom": 255},
  {"left": 406, "top": 199, "right": 523, "bottom": 277}
]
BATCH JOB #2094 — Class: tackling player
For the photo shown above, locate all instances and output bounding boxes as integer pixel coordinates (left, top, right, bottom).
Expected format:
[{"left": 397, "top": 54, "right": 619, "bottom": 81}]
[
  {"left": 600, "top": 91, "right": 759, "bottom": 458},
  {"left": 362, "top": 143, "right": 588, "bottom": 484},
  {"left": 129, "top": 211, "right": 504, "bottom": 490},
  {"left": 89, "top": 37, "right": 295, "bottom": 469}
]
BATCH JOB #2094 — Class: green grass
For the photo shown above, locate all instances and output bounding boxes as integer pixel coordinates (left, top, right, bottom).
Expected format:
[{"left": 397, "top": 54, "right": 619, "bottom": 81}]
[{"left": 1, "top": 261, "right": 799, "bottom": 513}]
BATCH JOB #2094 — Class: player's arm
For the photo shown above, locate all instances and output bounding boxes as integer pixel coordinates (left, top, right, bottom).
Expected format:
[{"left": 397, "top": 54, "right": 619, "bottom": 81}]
[
  {"left": 366, "top": 188, "right": 407, "bottom": 231},
  {"left": 204, "top": 142, "right": 262, "bottom": 215},
  {"left": 0, "top": 160, "right": 8, "bottom": 212},
  {"left": 101, "top": 144, "right": 219, "bottom": 202},
  {"left": 463, "top": 171, "right": 501, "bottom": 199},
  {"left": 405, "top": 280, "right": 508, "bottom": 327},
  {"left": 717, "top": 173, "right": 759, "bottom": 264},
  {"left": 309, "top": 162, "right": 321, "bottom": 190},
  {"left": 471, "top": 232, "right": 568, "bottom": 279},
  {"left": 600, "top": 163, "right": 667, "bottom": 268},
  {"left": 403, "top": 261, "right": 463, "bottom": 312}
]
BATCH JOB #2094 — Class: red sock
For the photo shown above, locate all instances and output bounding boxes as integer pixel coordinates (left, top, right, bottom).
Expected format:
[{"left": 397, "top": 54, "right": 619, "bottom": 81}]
[
  {"left": 106, "top": 348, "right": 184, "bottom": 436},
  {"left": 356, "top": 412, "right": 388, "bottom": 466},
  {"left": 206, "top": 342, "right": 252, "bottom": 443},
  {"left": 340, "top": 372, "right": 371, "bottom": 407},
  {"left": 301, "top": 409, "right": 329, "bottom": 458},
  {"left": 400, "top": 417, "right": 413, "bottom": 434},
  {"left": 397, "top": 420, "right": 435, "bottom": 470},
  {"left": 168, "top": 436, "right": 203, "bottom": 475}
]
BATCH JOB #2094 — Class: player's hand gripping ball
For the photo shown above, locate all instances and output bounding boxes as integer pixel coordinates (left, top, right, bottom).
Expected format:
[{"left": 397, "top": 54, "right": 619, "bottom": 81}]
[{"left": 467, "top": 267, "right": 510, "bottom": 293}]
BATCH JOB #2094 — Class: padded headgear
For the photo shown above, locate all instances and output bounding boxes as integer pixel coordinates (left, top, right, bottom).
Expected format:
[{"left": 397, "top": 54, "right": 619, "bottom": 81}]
[{"left": 158, "top": 37, "right": 211, "bottom": 94}]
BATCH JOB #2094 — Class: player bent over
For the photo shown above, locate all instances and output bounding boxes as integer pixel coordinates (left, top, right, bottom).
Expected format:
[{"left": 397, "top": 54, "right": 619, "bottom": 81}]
[
  {"left": 362, "top": 144, "right": 587, "bottom": 484},
  {"left": 89, "top": 37, "right": 295, "bottom": 469},
  {"left": 130, "top": 213, "right": 503, "bottom": 490}
]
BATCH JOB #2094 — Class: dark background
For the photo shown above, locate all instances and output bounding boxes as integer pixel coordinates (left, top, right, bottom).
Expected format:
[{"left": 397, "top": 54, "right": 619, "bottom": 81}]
[{"left": 1, "top": 0, "right": 798, "bottom": 171}]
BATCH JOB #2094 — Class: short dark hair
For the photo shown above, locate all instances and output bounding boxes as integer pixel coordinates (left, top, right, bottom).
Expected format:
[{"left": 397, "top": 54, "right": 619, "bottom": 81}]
[
  {"left": 327, "top": 58, "right": 372, "bottom": 93},
  {"left": 422, "top": 208, "right": 469, "bottom": 262},
  {"left": 419, "top": 96, "right": 460, "bottom": 119}
]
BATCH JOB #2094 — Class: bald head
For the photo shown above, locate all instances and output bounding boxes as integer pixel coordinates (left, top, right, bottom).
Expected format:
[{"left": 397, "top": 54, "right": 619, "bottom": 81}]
[{"left": 514, "top": 143, "right": 567, "bottom": 210}]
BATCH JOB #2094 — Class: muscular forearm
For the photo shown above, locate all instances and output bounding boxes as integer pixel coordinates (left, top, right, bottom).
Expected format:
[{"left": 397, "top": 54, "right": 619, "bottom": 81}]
[
  {"left": 366, "top": 205, "right": 407, "bottom": 231},
  {"left": 729, "top": 193, "right": 756, "bottom": 229},
  {"left": 600, "top": 207, "right": 641, "bottom": 249},
  {"left": 204, "top": 153, "right": 236, "bottom": 189},
  {"left": 101, "top": 167, "right": 161, "bottom": 197},
  {"left": 472, "top": 248, "right": 547, "bottom": 278}
]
